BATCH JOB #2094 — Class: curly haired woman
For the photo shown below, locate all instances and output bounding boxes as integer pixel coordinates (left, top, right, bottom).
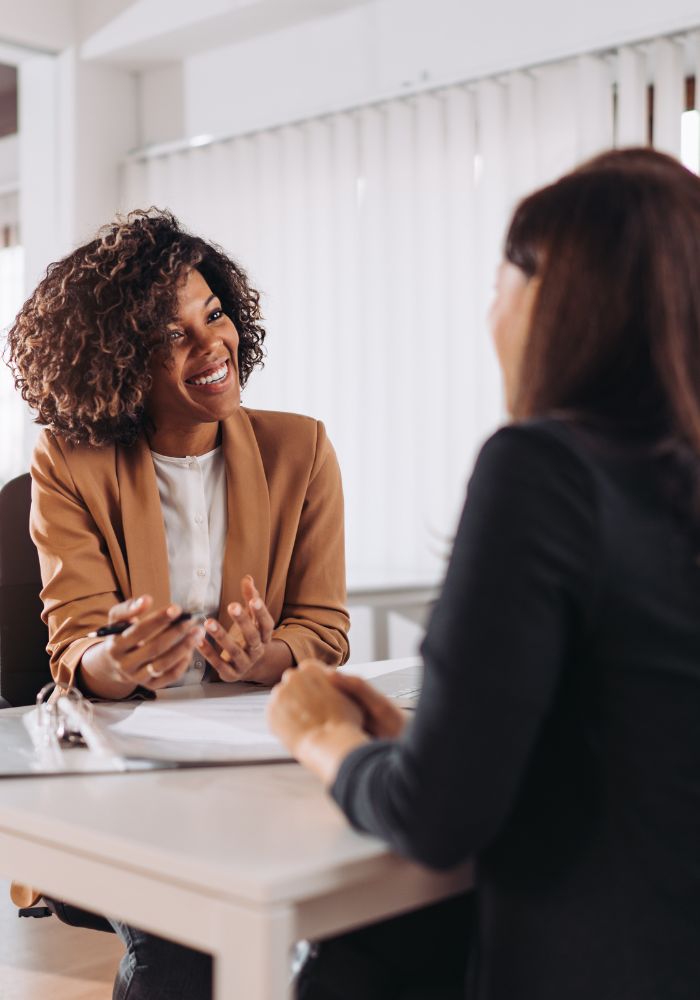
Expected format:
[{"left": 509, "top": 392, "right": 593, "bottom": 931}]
[{"left": 7, "top": 209, "right": 349, "bottom": 999}]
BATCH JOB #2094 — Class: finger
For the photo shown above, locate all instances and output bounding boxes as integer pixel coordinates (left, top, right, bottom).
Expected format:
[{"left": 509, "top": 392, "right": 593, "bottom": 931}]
[
  {"left": 139, "top": 649, "right": 195, "bottom": 691},
  {"left": 293, "top": 660, "right": 339, "bottom": 697},
  {"left": 120, "top": 623, "right": 203, "bottom": 677},
  {"left": 297, "top": 659, "right": 330, "bottom": 680},
  {"left": 329, "top": 671, "right": 398, "bottom": 709},
  {"left": 129, "top": 626, "right": 204, "bottom": 685},
  {"left": 199, "top": 633, "right": 252, "bottom": 681},
  {"left": 203, "top": 616, "right": 248, "bottom": 652},
  {"left": 240, "top": 574, "right": 257, "bottom": 610},
  {"left": 248, "top": 596, "right": 274, "bottom": 645},
  {"left": 226, "top": 604, "right": 263, "bottom": 656},
  {"left": 107, "top": 594, "right": 152, "bottom": 626},
  {"left": 112, "top": 603, "right": 184, "bottom": 656},
  {"left": 327, "top": 672, "right": 405, "bottom": 735}
]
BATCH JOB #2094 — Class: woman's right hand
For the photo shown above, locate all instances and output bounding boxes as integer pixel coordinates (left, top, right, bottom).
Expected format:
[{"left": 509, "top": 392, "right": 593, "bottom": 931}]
[
  {"left": 80, "top": 595, "right": 205, "bottom": 698},
  {"left": 327, "top": 671, "right": 408, "bottom": 739}
]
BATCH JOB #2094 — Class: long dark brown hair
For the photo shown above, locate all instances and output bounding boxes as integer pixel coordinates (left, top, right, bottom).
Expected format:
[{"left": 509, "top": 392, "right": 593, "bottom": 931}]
[{"left": 505, "top": 147, "right": 700, "bottom": 521}]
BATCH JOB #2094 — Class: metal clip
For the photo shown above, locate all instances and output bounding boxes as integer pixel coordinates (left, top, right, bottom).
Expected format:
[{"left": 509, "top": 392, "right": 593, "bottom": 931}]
[{"left": 35, "top": 682, "right": 87, "bottom": 748}]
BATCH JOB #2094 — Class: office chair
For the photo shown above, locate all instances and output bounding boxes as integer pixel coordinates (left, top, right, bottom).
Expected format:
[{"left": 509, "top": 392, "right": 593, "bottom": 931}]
[
  {"left": 0, "top": 473, "right": 114, "bottom": 933},
  {"left": 0, "top": 473, "right": 52, "bottom": 706}
]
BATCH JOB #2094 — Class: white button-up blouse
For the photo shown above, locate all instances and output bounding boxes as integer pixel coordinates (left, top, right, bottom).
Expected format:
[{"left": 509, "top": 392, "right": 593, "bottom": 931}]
[{"left": 150, "top": 445, "right": 227, "bottom": 685}]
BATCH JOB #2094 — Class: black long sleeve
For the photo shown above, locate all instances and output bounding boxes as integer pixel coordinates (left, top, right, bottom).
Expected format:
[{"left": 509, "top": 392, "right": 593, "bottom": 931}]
[{"left": 332, "top": 423, "right": 598, "bottom": 867}]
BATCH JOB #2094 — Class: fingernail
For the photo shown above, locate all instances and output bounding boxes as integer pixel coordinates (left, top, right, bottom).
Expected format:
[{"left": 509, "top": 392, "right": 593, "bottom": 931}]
[
  {"left": 206, "top": 620, "right": 218, "bottom": 633},
  {"left": 193, "top": 628, "right": 205, "bottom": 642},
  {"left": 230, "top": 603, "right": 241, "bottom": 617},
  {"left": 252, "top": 598, "right": 263, "bottom": 610},
  {"left": 130, "top": 597, "right": 143, "bottom": 611},
  {"left": 167, "top": 604, "right": 180, "bottom": 619}
]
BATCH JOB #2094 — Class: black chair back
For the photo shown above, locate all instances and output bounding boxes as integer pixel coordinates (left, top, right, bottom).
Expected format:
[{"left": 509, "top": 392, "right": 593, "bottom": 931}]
[
  {"left": 0, "top": 477, "right": 116, "bottom": 932},
  {"left": 0, "top": 473, "right": 52, "bottom": 706}
]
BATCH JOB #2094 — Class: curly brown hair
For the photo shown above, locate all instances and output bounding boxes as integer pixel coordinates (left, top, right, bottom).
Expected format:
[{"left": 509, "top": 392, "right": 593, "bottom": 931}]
[{"left": 6, "top": 209, "right": 266, "bottom": 446}]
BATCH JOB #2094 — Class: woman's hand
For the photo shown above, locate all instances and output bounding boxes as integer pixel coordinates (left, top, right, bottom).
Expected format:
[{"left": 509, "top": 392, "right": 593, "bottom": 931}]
[
  {"left": 267, "top": 660, "right": 369, "bottom": 785},
  {"left": 80, "top": 595, "right": 205, "bottom": 699},
  {"left": 199, "top": 575, "right": 293, "bottom": 685},
  {"left": 327, "top": 672, "right": 408, "bottom": 739}
]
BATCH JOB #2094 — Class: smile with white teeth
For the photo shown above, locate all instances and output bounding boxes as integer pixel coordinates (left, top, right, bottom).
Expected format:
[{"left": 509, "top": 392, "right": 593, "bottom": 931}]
[{"left": 187, "top": 361, "right": 228, "bottom": 386}]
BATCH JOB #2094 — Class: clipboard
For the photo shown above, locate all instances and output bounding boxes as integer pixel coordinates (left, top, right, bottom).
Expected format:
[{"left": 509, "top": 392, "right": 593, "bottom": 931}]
[
  {"left": 0, "top": 681, "right": 291, "bottom": 778},
  {"left": 0, "top": 683, "right": 171, "bottom": 777}
]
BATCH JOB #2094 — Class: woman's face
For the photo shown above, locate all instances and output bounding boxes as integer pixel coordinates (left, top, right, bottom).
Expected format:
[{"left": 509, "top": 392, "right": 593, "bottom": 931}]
[
  {"left": 147, "top": 268, "right": 241, "bottom": 435},
  {"left": 488, "top": 260, "right": 539, "bottom": 415}
]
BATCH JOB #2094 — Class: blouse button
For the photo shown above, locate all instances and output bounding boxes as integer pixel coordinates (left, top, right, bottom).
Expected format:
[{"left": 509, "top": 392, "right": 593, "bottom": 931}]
[
  {"left": 196, "top": 567, "right": 207, "bottom": 578},
  {"left": 194, "top": 514, "right": 204, "bottom": 525}
]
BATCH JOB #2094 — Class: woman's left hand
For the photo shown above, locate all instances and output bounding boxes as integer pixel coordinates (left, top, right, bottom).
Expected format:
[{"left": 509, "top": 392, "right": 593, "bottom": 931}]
[
  {"left": 199, "top": 575, "right": 279, "bottom": 682},
  {"left": 267, "top": 661, "right": 368, "bottom": 784}
]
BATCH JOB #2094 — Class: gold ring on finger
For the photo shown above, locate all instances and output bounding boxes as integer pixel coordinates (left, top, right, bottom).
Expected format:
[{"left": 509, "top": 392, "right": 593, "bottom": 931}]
[{"left": 220, "top": 650, "right": 232, "bottom": 663}]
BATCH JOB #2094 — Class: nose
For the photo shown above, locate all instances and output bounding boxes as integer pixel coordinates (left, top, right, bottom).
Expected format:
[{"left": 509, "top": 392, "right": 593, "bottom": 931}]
[{"left": 190, "top": 322, "right": 224, "bottom": 350}]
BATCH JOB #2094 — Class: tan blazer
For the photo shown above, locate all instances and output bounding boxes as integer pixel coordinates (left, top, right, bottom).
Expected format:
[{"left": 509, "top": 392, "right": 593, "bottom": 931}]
[
  {"left": 30, "top": 406, "right": 349, "bottom": 689},
  {"left": 11, "top": 407, "right": 349, "bottom": 909}
]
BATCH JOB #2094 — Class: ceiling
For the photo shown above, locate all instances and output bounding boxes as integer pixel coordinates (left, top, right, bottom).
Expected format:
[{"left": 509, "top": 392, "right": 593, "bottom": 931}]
[{"left": 79, "top": 0, "right": 375, "bottom": 68}]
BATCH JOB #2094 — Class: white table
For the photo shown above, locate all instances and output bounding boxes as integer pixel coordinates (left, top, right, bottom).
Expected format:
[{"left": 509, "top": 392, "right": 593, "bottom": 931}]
[{"left": 0, "top": 660, "right": 473, "bottom": 999}]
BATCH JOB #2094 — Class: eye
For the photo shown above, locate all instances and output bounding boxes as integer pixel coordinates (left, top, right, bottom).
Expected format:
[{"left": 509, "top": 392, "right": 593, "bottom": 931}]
[
  {"left": 167, "top": 328, "right": 186, "bottom": 342},
  {"left": 207, "top": 308, "right": 224, "bottom": 323}
]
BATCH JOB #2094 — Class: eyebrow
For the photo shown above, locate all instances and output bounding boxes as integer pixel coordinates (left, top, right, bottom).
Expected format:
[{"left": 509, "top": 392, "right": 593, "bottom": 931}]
[{"left": 204, "top": 293, "right": 218, "bottom": 308}]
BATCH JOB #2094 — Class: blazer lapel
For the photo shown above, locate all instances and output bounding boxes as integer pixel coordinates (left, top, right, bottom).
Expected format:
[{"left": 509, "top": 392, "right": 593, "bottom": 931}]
[
  {"left": 116, "top": 436, "right": 171, "bottom": 610},
  {"left": 219, "top": 409, "right": 271, "bottom": 628}
]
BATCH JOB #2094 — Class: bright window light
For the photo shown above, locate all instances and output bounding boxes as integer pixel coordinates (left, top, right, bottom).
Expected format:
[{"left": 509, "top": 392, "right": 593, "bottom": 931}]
[{"left": 681, "top": 110, "right": 700, "bottom": 175}]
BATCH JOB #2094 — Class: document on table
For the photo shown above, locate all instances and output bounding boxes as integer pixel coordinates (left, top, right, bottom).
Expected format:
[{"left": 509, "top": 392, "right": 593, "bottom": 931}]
[{"left": 91, "top": 683, "right": 292, "bottom": 765}]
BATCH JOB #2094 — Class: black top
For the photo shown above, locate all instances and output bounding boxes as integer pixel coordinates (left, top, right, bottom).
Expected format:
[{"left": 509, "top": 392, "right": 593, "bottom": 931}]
[{"left": 332, "top": 419, "right": 700, "bottom": 1000}]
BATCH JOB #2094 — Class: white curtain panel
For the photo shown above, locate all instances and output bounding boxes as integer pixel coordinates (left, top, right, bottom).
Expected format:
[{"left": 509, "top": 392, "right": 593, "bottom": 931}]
[
  {"left": 652, "top": 37, "right": 686, "bottom": 157},
  {"left": 119, "top": 34, "right": 689, "bottom": 585}
]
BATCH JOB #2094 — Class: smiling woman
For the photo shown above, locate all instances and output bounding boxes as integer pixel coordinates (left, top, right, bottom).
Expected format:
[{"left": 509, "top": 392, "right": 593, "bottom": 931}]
[{"left": 5, "top": 209, "right": 349, "bottom": 1000}]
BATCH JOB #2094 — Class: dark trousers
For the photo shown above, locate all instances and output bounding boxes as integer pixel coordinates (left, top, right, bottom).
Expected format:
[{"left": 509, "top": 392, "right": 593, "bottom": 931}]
[
  {"left": 297, "top": 891, "right": 475, "bottom": 1000},
  {"left": 110, "top": 919, "right": 212, "bottom": 1000},
  {"left": 48, "top": 890, "right": 473, "bottom": 1000}
]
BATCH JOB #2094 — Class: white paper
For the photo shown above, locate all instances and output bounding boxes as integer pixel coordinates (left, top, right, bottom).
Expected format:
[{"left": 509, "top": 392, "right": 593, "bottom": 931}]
[{"left": 94, "top": 691, "right": 278, "bottom": 747}]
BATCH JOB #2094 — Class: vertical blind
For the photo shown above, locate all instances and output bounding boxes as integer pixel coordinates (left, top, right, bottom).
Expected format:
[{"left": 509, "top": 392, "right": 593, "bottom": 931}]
[{"left": 116, "top": 31, "right": 694, "bottom": 584}]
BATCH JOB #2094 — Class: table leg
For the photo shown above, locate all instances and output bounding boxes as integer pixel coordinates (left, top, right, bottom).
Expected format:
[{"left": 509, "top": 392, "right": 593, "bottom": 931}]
[
  {"left": 214, "top": 904, "right": 295, "bottom": 1000},
  {"left": 371, "top": 608, "right": 390, "bottom": 661}
]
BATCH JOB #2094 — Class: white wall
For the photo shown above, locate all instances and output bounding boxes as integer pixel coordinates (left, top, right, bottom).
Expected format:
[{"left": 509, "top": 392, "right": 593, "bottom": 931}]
[
  {"left": 139, "top": 64, "right": 184, "bottom": 147},
  {"left": 0, "top": 0, "right": 76, "bottom": 52},
  {"left": 18, "top": 56, "right": 61, "bottom": 291},
  {"left": 56, "top": 50, "right": 138, "bottom": 248},
  {"left": 183, "top": 0, "right": 700, "bottom": 140},
  {"left": 19, "top": 51, "right": 137, "bottom": 290}
]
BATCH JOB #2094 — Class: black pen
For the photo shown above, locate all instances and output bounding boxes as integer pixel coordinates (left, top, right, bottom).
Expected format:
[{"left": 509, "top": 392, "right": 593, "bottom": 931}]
[{"left": 88, "top": 611, "right": 192, "bottom": 638}]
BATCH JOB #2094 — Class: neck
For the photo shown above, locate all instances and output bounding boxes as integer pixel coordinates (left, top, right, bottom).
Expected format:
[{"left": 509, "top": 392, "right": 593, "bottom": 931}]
[{"left": 148, "top": 421, "right": 221, "bottom": 457}]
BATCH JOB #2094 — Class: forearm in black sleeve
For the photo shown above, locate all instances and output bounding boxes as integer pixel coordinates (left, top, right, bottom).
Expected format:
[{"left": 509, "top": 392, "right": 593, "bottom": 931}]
[{"left": 332, "top": 425, "right": 599, "bottom": 868}]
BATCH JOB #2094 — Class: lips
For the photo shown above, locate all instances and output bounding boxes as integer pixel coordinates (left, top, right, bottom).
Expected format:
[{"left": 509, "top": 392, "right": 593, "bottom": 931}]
[{"left": 185, "top": 358, "right": 229, "bottom": 386}]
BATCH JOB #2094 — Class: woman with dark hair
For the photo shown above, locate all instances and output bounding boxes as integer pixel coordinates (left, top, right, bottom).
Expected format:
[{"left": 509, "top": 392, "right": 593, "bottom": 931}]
[
  {"left": 7, "top": 209, "right": 349, "bottom": 998},
  {"left": 269, "top": 148, "right": 700, "bottom": 1000}
]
